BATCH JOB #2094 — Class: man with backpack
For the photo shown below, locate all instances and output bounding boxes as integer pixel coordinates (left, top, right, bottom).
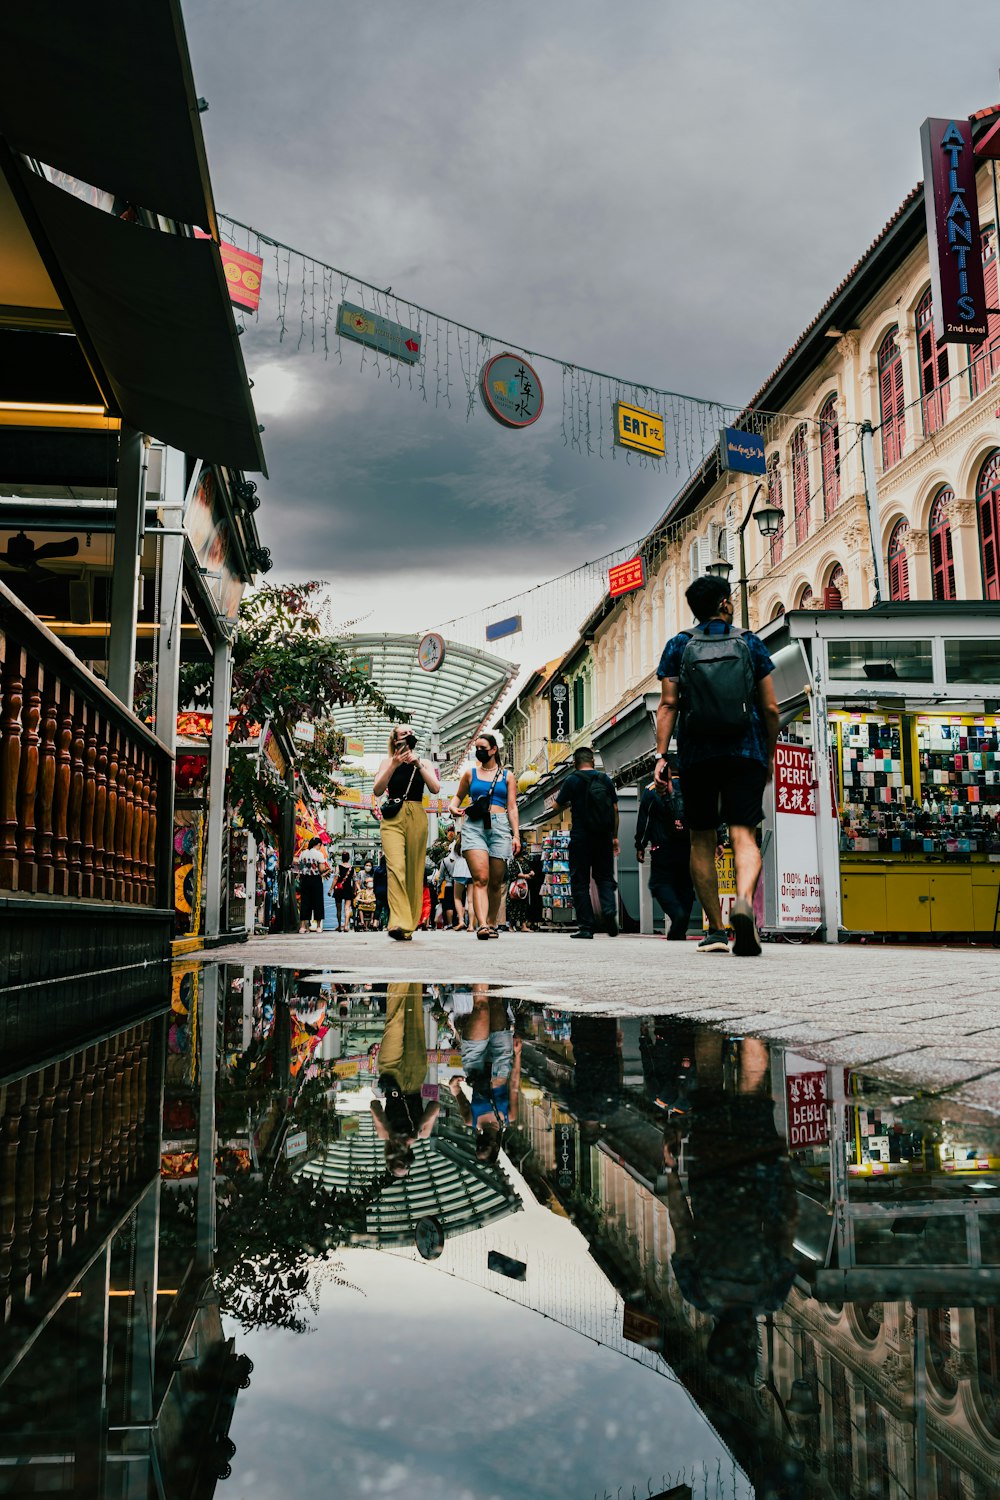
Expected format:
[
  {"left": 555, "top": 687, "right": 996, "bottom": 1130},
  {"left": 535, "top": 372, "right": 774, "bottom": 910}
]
[
  {"left": 654, "top": 576, "right": 779, "bottom": 957},
  {"left": 549, "top": 746, "right": 620, "bottom": 939}
]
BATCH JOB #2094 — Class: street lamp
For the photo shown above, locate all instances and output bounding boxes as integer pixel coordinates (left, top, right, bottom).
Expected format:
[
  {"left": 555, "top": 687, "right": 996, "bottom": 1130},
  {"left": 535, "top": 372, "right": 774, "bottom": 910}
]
[
  {"left": 732, "top": 482, "right": 785, "bottom": 630},
  {"left": 706, "top": 557, "right": 733, "bottom": 582}
]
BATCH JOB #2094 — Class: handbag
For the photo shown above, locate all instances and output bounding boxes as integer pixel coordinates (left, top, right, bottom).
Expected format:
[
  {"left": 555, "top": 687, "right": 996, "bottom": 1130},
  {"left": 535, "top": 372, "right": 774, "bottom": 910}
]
[
  {"left": 508, "top": 876, "right": 529, "bottom": 902},
  {"left": 465, "top": 768, "right": 502, "bottom": 829},
  {"left": 381, "top": 764, "right": 418, "bottom": 820}
]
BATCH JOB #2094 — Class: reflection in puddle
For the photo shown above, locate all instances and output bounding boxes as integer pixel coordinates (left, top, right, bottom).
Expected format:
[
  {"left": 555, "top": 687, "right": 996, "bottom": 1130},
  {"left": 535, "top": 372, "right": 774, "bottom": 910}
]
[{"left": 1, "top": 963, "right": 999, "bottom": 1497}]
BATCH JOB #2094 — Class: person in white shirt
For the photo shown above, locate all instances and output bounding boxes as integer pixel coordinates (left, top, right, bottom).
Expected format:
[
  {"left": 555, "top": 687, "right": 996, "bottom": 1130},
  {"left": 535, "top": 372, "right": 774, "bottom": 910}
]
[{"left": 296, "top": 837, "right": 330, "bottom": 933}]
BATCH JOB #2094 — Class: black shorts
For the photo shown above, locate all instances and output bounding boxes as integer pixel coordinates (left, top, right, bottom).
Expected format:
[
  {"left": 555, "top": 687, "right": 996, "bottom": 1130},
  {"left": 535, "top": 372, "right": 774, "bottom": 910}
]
[{"left": 680, "top": 756, "right": 767, "bottom": 831}]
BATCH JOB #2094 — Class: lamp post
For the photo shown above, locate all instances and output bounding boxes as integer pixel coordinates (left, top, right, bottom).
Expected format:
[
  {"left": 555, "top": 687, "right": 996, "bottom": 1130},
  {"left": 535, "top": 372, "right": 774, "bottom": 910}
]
[{"left": 705, "top": 482, "right": 785, "bottom": 629}]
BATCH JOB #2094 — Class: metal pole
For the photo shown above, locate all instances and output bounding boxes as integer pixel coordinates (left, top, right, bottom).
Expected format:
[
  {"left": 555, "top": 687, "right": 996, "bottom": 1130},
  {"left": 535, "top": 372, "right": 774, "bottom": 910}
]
[
  {"left": 736, "top": 482, "right": 763, "bottom": 631},
  {"left": 810, "top": 636, "right": 842, "bottom": 943},
  {"left": 151, "top": 447, "right": 186, "bottom": 753},
  {"left": 195, "top": 965, "right": 218, "bottom": 1273},
  {"left": 859, "top": 423, "right": 887, "bottom": 604},
  {"left": 107, "top": 426, "right": 147, "bottom": 706},
  {"left": 204, "top": 635, "right": 232, "bottom": 938}
]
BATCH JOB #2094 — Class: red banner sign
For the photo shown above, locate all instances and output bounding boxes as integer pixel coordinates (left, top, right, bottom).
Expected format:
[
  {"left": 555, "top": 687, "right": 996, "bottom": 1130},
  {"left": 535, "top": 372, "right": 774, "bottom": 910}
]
[
  {"left": 608, "top": 554, "right": 645, "bottom": 599},
  {"left": 784, "top": 1052, "right": 829, "bottom": 1150},
  {"left": 774, "top": 743, "right": 816, "bottom": 816},
  {"left": 195, "top": 231, "right": 264, "bottom": 314}
]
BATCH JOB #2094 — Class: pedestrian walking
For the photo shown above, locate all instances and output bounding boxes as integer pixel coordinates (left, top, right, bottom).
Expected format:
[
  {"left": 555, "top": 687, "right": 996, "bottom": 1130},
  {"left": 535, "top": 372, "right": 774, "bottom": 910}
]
[
  {"left": 372, "top": 854, "right": 389, "bottom": 930},
  {"left": 329, "top": 850, "right": 355, "bottom": 932},
  {"left": 655, "top": 575, "right": 779, "bottom": 956},
  {"left": 295, "top": 837, "right": 331, "bottom": 933},
  {"left": 370, "top": 982, "right": 440, "bottom": 1178},
  {"left": 373, "top": 728, "right": 441, "bottom": 941},
  {"left": 635, "top": 778, "right": 695, "bottom": 940},
  {"left": 449, "top": 733, "right": 520, "bottom": 941},
  {"left": 547, "top": 746, "right": 619, "bottom": 939}
]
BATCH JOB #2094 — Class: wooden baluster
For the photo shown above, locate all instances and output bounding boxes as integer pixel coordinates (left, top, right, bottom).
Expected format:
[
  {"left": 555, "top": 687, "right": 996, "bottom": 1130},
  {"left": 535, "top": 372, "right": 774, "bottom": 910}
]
[
  {"left": 13, "top": 1074, "right": 40, "bottom": 1301},
  {"left": 80, "top": 705, "right": 98, "bottom": 899},
  {"left": 35, "top": 675, "right": 58, "bottom": 896},
  {"left": 92, "top": 712, "right": 108, "bottom": 900},
  {"left": 67, "top": 698, "right": 85, "bottom": 898},
  {"left": 48, "top": 1062, "right": 70, "bottom": 1265},
  {"left": 146, "top": 759, "right": 159, "bottom": 907},
  {"left": 140, "top": 753, "right": 153, "bottom": 904},
  {"left": 131, "top": 751, "right": 146, "bottom": 905},
  {"left": 91, "top": 1042, "right": 109, "bottom": 1209},
  {"left": 76, "top": 1052, "right": 96, "bottom": 1234},
  {"left": 30, "top": 1067, "right": 56, "bottom": 1282},
  {"left": 63, "top": 1054, "right": 84, "bottom": 1251},
  {"left": 16, "top": 658, "right": 42, "bottom": 893},
  {"left": 0, "top": 1081, "right": 22, "bottom": 1322},
  {"left": 0, "top": 642, "right": 26, "bottom": 890},
  {"left": 114, "top": 739, "right": 128, "bottom": 903},
  {"left": 121, "top": 745, "right": 136, "bottom": 905},
  {"left": 105, "top": 728, "right": 120, "bottom": 903},
  {"left": 51, "top": 686, "right": 73, "bottom": 897}
]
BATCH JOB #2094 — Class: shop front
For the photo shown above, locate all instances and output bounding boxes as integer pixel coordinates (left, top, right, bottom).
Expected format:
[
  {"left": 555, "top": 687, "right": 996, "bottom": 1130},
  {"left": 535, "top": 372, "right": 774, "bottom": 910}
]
[{"left": 763, "top": 604, "right": 1000, "bottom": 939}]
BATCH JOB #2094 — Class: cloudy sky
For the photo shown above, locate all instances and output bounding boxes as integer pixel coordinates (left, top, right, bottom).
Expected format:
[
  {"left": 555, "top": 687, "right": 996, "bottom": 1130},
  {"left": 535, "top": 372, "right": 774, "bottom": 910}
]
[{"left": 186, "top": 0, "right": 999, "bottom": 647}]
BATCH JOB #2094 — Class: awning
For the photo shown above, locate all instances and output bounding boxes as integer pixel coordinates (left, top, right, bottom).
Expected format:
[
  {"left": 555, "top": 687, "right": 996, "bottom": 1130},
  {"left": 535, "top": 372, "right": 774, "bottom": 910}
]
[
  {"left": 0, "top": 0, "right": 216, "bottom": 232},
  {"left": 14, "top": 172, "right": 265, "bottom": 473},
  {"left": 592, "top": 692, "right": 660, "bottom": 781}
]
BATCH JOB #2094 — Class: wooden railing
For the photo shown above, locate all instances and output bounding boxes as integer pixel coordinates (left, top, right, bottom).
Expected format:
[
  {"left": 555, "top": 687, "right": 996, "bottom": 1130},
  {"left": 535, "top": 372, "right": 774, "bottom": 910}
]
[{"left": 0, "top": 578, "right": 172, "bottom": 908}]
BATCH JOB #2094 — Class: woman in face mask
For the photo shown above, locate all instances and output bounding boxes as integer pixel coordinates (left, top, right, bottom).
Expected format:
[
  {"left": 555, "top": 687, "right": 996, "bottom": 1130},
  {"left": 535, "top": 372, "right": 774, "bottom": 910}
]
[
  {"left": 330, "top": 850, "right": 355, "bottom": 933},
  {"left": 449, "top": 733, "right": 520, "bottom": 940},
  {"left": 373, "top": 727, "right": 441, "bottom": 940}
]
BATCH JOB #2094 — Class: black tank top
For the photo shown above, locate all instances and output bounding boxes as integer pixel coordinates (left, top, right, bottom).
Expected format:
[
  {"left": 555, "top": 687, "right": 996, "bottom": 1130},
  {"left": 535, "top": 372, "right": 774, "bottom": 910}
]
[{"left": 386, "top": 762, "right": 424, "bottom": 800}]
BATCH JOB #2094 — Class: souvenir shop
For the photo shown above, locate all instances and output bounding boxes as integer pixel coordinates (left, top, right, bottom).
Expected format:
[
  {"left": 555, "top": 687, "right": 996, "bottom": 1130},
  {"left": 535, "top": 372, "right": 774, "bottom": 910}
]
[{"left": 768, "top": 604, "right": 1000, "bottom": 937}]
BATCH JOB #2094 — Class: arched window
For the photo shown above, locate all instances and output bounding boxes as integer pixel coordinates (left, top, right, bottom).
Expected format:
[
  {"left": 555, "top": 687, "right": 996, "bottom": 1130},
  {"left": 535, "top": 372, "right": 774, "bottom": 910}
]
[
  {"left": 971, "top": 225, "right": 1000, "bottom": 397},
  {"left": 888, "top": 519, "right": 910, "bottom": 600},
  {"left": 820, "top": 394, "right": 840, "bottom": 519},
  {"left": 878, "top": 327, "right": 906, "bottom": 469},
  {"left": 916, "top": 288, "right": 950, "bottom": 434},
  {"left": 769, "top": 600, "right": 785, "bottom": 620},
  {"left": 929, "top": 488, "right": 956, "bottom": 601},
  {"left": 791, "top": 424, "right": 810, "bottom": 544},
  {"left": 826, "top": 563, "right": 848, "bottom": 609},
  {"left": 767, "top": 451, "right": 784, "bottom": 566},
  {"left": 978, "top": 450, "right": 1000, "bottom": 599},
  {"left": 796, "top": 583, "right": 816, "bottom": 609}
]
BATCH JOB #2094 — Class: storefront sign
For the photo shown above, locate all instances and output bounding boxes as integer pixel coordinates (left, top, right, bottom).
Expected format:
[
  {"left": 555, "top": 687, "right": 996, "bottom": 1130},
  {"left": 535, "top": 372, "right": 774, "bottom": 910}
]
[
  {"left": 486, "top": 615, "right": 522, "bottom": 641},
  {"left": 338, "top": 301, "right": 421, "bottom": 362},
  {"left": 352, "top": 654, "right": 374, "bottom": 680},
  {"left": 284, "top": 1129, "right": 308, "bottom": 1159},
  {"left": 920, "top": 117, "right": 989, "bottom": 342},
  {"left": 614, "top": 400, "right": 665, "bottom": 458},
  {"left": 417, "top": 632, "right": 446, "bottom": 672},
  {"left": 720, "top": 425, "right": 766, "bottom": 475},
  {"left": 773, "top": 743, "right": 822, "bottom": 928},
  {"left": 345, "top": 737, "right": 365, "bottom": 758},
  {"left": 294, "top": 721, "right": 315, "bottom": 744},
  {"left": 184, "top": 465, "right": 244, "bottom": 620},
  {"left": 783, "top": 1052, "right": 829, "bottom": 1150},
  {"left": 608, "top": 554, "right": 645, "bottom": 598},
  {"left": 555, "top": 1121, "right": 576, "bottom": 1188},
  {"left": 479, "top": 352, "right": 544, "bottom": 428},
  {"left": 549, "top": 678, "right": 569, "bottom": 742}
]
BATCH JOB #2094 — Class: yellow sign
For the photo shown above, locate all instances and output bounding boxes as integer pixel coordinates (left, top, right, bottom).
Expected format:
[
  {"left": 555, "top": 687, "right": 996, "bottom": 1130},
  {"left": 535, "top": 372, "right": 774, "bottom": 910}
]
[
  {"left": 614, "top": 400, "right": 665, "bottom": 458},
  {"left": 338, "top": 787, "right": 363, "bottom": 806},
  {"left": 345, "top": 737, "right": 365, "bottom": 758}
]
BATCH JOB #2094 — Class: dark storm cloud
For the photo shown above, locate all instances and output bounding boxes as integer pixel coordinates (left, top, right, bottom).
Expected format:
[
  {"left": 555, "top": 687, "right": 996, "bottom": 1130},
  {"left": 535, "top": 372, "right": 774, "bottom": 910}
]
[{"left": 183, "top": 0, "right": 1000, "bottom": 596}]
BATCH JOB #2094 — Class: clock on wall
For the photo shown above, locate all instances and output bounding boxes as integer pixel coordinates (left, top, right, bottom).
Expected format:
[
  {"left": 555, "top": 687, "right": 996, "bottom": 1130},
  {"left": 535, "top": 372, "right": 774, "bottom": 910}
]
[{"left": 417, "top": 632, "right": 446, "bottom": 673}]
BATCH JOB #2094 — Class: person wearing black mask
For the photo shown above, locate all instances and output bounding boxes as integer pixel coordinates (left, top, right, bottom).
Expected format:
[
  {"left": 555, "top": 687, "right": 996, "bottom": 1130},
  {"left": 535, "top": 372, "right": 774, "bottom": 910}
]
[
  {"left": 373, "top": 728, "right": 440, "bottom": 940},
  {"left": 449, "top": 733, "right": 521, "bottom": 940},
  {"left": 635, "top": 777, "right": 696, "bottom": 940}
]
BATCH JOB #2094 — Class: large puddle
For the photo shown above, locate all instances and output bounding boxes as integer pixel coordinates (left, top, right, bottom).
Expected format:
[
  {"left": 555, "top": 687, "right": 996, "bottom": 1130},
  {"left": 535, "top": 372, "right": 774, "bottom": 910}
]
[{"left": 2, "top": 964, "right": 999, "bottom": 1498}]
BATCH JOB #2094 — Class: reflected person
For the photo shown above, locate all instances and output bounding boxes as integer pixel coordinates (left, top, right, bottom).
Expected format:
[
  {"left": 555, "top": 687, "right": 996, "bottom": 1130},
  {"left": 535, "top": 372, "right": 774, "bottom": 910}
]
[
  {"left": 447, "top": 984, "right": 521, "bottom": 1163},
  {"left": 370, "top": 982, "right": 439, "bottom": 1178}
]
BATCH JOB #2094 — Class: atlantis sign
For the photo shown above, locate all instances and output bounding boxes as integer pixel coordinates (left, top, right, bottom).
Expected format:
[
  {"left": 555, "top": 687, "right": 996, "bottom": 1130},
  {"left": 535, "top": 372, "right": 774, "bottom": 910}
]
[{"left": 920, "top": 116, "right": 989, "bottom": 343}]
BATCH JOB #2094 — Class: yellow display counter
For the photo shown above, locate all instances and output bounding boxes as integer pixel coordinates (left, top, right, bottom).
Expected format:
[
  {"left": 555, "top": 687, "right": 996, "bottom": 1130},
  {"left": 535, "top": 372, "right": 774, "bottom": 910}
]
[{"left": 841, "top": 855, "right": 1000, "bottom": 934}]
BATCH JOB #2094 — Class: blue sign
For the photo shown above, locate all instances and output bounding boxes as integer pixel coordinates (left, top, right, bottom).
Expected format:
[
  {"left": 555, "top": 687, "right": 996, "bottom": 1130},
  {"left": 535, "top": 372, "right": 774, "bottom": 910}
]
[
  {"left": 721, "top": 426, "right": 766, "bottom": 476},
  {"left": 486, "top": 615, "right": 522, "bottom": 642}
]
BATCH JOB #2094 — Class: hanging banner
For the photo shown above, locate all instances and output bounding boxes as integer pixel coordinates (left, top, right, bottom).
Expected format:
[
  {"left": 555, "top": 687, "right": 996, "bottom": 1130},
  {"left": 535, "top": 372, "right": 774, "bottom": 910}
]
[
  {"left": 920, "top": 117, "right": 989, "bottom": 342},
  {"left": 608, "top": 554, "right": 645, "bottom": 598},
  {"left": 338, "top": 301, "right": 422, "bottom": 362},
  {"left": 548, "top": 678, "right": 570, "bottom": 742},
  {"left": 782, "top": 1052, "right": 830, "bottom": 1151},
  {"left": 194, "top": 232, "right": 264, "bottom": 313},
  {"left": 614, "top": 400, "right": 665, "bottom": 458},
  {"left": 720, "top": 426, "right": 766, "bottom": 475},
  {"left": 486, "top": 615, "right": 522, "bottom": 642},
  {"left": 480, "top": 353, "right": 544, "bottom": 429},
  {"left": 773, "top": 743, "right": 822, "bottom": 928}
]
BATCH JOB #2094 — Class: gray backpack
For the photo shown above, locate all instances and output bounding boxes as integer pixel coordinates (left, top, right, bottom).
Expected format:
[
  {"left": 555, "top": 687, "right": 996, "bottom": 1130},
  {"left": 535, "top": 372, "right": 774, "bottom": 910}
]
[{"left": 678, "top": 625, "right": 756, "bottom": 738}]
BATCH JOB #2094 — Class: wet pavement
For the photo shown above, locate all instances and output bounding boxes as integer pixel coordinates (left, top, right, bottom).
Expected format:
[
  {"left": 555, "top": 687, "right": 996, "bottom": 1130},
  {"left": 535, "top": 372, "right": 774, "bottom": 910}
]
[{"left": 2, "top": 962, "right": 1000, "bottom": 1498}]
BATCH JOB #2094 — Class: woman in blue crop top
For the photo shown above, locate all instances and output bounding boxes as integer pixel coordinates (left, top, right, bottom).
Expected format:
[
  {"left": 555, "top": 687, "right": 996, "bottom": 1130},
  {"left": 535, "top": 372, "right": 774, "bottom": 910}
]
[{"left": 449, "top": 733, "right": 520, "bottom": 940}]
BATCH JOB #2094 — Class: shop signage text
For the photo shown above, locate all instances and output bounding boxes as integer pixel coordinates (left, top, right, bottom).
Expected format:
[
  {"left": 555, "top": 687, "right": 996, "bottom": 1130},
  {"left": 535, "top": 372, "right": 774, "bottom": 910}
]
[
  {"left": 773, "top": 743, "right": 823, "bottom": 928},
  {"left": 720, "top": 425, "right": 766, "bottom": 475},
  {"left": 622, "top": 1306, "right": 662, "bottom": 1349},
  {"left": 345, "top": 737, "right": 365, "bottom": 758},
  {"left": 480, "top": 353, "right": 544, "bottom": 429},
  {"left": 608, "top": 554, "right": 645, "bottom": 598},
  {"left": 549, "top": 678, "right": 569, "bottom": 742},
  {"left": 284, "top": 1130, "right": 308, "bottom": 1158},
  {"left": 783, "top": 1053, "right": 829, "bottom": 1150},
  {"left": 338, "top": 301, "right": 422, "bottom": 362},
  {"left": 920, "top": 117, "right": 989, "bottom": 342},
  {"left": 195, "top": 232, "right": 264, "bottom": 313},
  {"left": 614, "top": 400, "right": 665, "bottom": 458}
]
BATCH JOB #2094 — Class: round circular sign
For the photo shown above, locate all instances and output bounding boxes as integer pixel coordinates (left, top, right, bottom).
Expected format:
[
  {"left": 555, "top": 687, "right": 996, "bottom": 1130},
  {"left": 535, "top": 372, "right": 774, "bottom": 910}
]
[
  {"left": 414, "top": 1215, "right": 445, "bottom": 1260},
  {"left": 480, "top": 352, "right": 544, "bottom": 429},
  {"left": 417, "top": 632, "right": 446, "bottom": 673}
]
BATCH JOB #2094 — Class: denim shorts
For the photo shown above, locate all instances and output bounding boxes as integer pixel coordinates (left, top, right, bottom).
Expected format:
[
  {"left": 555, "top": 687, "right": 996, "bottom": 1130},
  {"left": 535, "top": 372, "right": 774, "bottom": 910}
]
[
  {"left": 460, "top": 1028, "right": 514, "bottom": 1082},
  {"left": 460, "top": 809, "right": 513, "bottom": 860}
]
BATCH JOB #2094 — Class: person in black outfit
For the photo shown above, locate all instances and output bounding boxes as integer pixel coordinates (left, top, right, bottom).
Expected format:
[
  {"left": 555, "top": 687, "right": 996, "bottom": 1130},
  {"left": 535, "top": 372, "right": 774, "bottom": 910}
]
[
  {"left": 549, "top": 746, "right": 619, "bottom": 939},
  {"left": 635, "top": 777, "right": 696, "bottom": 939}
]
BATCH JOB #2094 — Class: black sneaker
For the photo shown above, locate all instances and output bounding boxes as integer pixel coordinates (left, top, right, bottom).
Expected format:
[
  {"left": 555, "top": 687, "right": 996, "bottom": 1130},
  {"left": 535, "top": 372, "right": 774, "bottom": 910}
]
[
  {"left": 696, "top": 929, "right": 730, "bottom": 954},
  {"left": 570, "top": 929, "right": 594, "bottom": 940},
  {"left": 730, "top": 899, "right": 762, "bottom": 957}
]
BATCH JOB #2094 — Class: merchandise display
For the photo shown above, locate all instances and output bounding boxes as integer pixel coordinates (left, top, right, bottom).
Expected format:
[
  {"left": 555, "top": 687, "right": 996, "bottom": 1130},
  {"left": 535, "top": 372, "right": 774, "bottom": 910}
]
[{"left": 540, "top": 830, "right": 573, "bottom": 924}]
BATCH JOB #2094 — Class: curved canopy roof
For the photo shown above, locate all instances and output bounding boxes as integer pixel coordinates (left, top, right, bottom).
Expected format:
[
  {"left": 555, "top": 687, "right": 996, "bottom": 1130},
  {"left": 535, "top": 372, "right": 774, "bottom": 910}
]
[{"left": 335, "top": 633, "right": 516, "bottom": 770}]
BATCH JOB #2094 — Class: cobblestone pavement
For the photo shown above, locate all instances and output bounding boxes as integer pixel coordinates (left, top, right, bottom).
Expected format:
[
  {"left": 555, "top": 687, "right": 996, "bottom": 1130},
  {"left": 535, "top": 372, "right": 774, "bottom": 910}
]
[{"left": 206, "top": 930, "right": 1000, "bottom": 1119}]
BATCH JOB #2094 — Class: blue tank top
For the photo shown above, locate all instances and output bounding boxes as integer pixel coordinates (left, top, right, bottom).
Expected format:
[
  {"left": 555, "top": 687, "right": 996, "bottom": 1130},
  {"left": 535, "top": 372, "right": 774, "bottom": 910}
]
[{"left": 469, "top": 766, "right": 509, "bottom": 807}]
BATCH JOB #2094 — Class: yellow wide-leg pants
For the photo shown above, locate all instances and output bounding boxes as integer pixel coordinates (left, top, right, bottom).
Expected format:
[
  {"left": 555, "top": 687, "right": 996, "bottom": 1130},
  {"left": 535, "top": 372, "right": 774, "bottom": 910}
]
[{"left": 381, "top": 801, "right": 427, "bottom": 936}]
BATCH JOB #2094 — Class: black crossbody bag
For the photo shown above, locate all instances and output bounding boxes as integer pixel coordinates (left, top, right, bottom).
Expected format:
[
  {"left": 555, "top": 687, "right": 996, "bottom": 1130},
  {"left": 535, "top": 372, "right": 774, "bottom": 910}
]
[
  {"left": 465, "top": 768, "right": 502, "bottom": 829},
  {"left": 381, "top": 764, "right": 419, "bottom": 820}
]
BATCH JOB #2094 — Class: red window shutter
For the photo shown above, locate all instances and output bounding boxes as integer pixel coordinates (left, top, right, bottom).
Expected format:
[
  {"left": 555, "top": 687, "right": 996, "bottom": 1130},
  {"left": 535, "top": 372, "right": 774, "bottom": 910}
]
[
  {"left": 929, "top": 491, "right": 956, "bottom": 601},
  {"left": 981, "top": 490, "right": 1000, "bottom": 599},
  {"left": 792, "top": 426, "right": 809, "bottom": 544},
  {"left": 820, "top": 398, "right": 840, "bottom": 519},
  {"left": 888, "top": 521, "right": 909, "bottom": 601},
  {"left": 972, "top": 241, "right": 1000, "bottom": 397}
]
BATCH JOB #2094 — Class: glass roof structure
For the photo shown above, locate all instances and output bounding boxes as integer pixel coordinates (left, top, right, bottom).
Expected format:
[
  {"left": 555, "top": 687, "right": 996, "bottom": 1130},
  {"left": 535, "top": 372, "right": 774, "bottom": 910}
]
[{"left": 334, "top": 633, "right": 517, "bottom": 770}]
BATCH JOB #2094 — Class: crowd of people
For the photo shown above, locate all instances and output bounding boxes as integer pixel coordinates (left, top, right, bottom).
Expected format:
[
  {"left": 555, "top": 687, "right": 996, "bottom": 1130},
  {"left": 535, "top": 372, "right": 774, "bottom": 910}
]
[{"left": 295, "top": 575, "right": 779, "bottom": 955}]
